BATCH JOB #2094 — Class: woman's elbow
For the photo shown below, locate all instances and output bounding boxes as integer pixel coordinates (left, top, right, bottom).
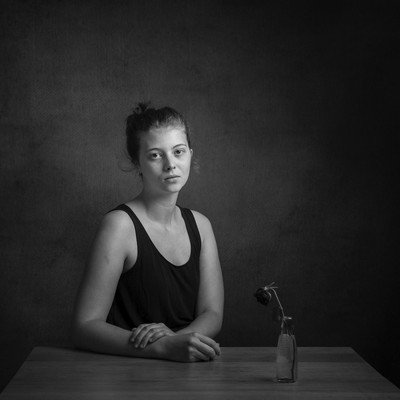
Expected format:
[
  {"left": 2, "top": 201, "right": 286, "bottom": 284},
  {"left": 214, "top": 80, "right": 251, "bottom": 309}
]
[
  {"left": 70, "top": 319, "right": 89, "bottom": 350},
  {"left": 210, "top": 309, "right": 223, "bottom": 336}
]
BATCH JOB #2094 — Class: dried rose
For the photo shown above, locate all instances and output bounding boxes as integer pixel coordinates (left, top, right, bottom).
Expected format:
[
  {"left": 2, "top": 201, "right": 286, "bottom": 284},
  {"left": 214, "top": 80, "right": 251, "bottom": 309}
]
[
  {"left": 254, "top": 287, "right": 272, "bottom": 306},
  {"left": 254, "top": 282, "right": 286, "bottom": 323}
]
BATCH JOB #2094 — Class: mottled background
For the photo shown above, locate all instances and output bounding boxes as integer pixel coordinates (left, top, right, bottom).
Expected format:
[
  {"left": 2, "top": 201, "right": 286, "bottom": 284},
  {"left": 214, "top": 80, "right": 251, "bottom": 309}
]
[{"left": 1, "top": 0, "right": 399, "bottom": 391}]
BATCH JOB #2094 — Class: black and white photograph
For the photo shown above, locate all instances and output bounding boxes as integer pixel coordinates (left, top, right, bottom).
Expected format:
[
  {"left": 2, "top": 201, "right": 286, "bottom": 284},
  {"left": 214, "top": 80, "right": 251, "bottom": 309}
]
[{"left": 1, "top": 1, "right": 399, "bottom": 397}]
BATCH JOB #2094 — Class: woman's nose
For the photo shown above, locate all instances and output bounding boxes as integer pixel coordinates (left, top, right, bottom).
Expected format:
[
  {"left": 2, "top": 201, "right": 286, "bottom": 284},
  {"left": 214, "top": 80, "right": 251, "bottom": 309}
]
[{"left": 164, "top": 157, "right": 176, "bottom": 171}]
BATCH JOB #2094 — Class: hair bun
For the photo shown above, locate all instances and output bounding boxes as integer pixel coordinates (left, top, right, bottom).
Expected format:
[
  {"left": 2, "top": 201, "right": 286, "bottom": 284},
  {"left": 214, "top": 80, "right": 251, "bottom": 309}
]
[{"left": 133, "top": 102, "right": 151, "bottom": 115}]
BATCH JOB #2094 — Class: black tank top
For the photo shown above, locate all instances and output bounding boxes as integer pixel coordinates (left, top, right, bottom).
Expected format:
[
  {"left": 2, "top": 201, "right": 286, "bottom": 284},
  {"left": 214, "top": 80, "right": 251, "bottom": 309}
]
[{"left": 106, "top": 204, "right": 201, "bottom": 331}]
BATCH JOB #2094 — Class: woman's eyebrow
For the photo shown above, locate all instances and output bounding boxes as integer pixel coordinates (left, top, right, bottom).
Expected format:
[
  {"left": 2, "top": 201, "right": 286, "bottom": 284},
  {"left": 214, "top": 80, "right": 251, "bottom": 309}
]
[{"left": 146, "top": 144, "right": 187, "bottom": 152}]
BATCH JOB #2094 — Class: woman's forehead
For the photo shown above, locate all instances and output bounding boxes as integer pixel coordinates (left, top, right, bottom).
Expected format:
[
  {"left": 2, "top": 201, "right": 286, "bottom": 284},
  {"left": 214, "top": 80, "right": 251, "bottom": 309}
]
[{"left": 141, "top": 126, "right": 188, "bottom": 148}]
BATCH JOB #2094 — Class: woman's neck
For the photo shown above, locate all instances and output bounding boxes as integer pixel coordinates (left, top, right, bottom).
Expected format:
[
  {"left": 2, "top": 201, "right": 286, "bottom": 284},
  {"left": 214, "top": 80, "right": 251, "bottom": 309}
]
[{"left": 135, "top": 191, "right": 179, "bottom": 228}]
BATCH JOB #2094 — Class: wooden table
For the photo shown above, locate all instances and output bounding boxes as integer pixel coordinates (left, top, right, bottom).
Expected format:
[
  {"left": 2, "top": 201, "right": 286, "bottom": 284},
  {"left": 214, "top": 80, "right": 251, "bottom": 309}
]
[{"left": 1, "top": 347, "right": 399, "bottom": 399}]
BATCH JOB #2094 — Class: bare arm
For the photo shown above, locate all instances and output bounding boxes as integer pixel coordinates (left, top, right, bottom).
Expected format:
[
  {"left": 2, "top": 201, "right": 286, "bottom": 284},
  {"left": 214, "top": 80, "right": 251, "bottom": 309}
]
[
  {"left": 71, "top": 211, "right": 147, "bottom": 356},
  {"left": 176, "top": 211, "right": 224, "bottom": 338}
]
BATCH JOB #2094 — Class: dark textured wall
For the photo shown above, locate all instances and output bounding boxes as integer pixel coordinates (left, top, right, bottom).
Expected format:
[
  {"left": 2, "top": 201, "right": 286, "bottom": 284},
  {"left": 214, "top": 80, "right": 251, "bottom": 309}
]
[{"left": 1, "top": 0, "right": 399, "bottom": 391}]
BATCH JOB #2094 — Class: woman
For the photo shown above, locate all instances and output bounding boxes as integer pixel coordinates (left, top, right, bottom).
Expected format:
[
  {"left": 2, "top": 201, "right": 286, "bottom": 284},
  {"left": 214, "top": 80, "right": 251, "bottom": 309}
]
[{"left": 72, "top": 103, "right": 224, "bottom": 362}]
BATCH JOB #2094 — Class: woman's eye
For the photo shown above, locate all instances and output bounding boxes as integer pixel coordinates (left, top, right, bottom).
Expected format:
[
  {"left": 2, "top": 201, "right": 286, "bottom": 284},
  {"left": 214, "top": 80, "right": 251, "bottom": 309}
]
[
  {"left": 175, "top": 148, "right": 185, "bottom": 156},
  {"left": 150, "top": 152, "right": 161, "bottom": 159}
]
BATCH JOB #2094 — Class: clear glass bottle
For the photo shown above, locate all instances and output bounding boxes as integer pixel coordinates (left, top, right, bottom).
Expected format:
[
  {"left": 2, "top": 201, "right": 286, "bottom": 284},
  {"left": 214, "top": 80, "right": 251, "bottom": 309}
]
[{"left": 276, "top": 316, "right": 297, "bottom": 383}]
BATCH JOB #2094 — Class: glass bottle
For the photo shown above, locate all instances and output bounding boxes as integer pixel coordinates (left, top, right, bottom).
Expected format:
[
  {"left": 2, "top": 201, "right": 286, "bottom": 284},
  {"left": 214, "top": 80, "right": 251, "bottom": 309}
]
[{"left": 276, "top": 316, "right": 297, "bottom": 383}]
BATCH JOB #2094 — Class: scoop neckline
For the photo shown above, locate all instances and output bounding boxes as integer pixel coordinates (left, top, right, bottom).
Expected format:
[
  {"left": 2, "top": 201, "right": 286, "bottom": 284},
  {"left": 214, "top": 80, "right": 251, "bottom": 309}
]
[{"left": 125, "top": 204, "right": 193, "bottom": 268}]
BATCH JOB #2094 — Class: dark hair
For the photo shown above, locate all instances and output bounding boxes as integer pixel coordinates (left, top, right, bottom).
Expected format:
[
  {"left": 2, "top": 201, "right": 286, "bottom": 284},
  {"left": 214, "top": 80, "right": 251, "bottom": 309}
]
[{"left": 126, "top": 102, "right": 191, "bottom": 167}]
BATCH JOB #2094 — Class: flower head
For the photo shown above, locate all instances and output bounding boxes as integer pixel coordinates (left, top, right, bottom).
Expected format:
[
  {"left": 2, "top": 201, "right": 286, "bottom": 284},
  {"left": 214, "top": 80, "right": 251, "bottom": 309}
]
[
  {"left": 254, "top": 282, "right": 285, "bottom": 322},
  {"left": 254, "top": 287, "right": 272, "bottom": 306}
]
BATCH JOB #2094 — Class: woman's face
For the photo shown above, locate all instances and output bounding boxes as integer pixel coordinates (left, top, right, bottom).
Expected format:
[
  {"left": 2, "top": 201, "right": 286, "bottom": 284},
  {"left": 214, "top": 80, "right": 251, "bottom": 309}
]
[{"left": 138, "top": 125, "right": 192, "bottom": 196}]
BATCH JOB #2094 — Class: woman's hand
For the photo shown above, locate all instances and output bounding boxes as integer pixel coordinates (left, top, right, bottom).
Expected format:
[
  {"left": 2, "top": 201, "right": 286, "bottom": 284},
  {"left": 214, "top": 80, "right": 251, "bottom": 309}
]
[
  {"left": 157, "top": 332, "right": 221, "bottom": 362},
  {"left": 130, "top": 323, "right": 175, "bottom": 348}
]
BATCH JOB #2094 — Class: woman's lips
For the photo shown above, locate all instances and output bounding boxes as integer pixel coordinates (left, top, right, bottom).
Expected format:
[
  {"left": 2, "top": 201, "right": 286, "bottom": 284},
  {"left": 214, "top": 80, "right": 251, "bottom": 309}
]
[{"left": 165, "top": 175, "right": 179, "bottom": 181}]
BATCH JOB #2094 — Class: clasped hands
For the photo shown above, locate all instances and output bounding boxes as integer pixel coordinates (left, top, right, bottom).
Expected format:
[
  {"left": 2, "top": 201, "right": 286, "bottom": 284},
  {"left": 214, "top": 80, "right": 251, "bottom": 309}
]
[{"left": 130, "top": 322, "right": 220, "bottom": 362}]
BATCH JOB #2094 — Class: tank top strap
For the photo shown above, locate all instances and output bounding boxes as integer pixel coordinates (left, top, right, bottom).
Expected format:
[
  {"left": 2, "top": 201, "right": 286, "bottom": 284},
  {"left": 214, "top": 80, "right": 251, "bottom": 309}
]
[
  {"left": 177, "top": 206, "right": 202, "bottom": 256},
  {"left": 110, "top": 204, "right": 146, "bottom": 242},
  {"left": 110, "top": 204, "right": 140, "bottom": 226}
]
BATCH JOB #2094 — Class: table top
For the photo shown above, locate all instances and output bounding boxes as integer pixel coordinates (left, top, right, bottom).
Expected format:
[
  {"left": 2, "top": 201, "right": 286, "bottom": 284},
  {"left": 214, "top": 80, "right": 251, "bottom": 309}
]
[{"left": 1, "top": 346, "right": 399, "bottom": 399}]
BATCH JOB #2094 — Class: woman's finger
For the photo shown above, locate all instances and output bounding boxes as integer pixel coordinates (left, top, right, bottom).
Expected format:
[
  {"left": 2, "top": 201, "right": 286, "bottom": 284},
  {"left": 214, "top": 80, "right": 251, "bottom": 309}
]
[
  {"left": 199, "top": 335, "right": 221, "bottom": 355},
  {"left": 131, "top": 323, "right": 174, "bottom": 348},
  {"left": 132, "top": 326, "right": 156, "bottom": 347},
  {"left": 196, "top": 342, "right": 217, "bottom": 360},
  {"left": 148, "top": 329, "right": 174, "bottom": 343},
  {"left": 130, "top": 324, "right": 153, "bottom": 345},
  {"left": 192, "top": 333, "right": 221, "bottom": 356},
  {"left": 138, "top": 327, "right": 163, "bottom": 348},
  {"left": 140, "top": 326, "right": 175, "bottom": 347}
]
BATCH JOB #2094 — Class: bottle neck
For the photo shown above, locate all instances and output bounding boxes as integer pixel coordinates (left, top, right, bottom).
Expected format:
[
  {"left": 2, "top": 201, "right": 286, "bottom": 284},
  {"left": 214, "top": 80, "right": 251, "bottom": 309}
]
[{"left": 281, "top": 317, "right": 295, "bottom": 335}]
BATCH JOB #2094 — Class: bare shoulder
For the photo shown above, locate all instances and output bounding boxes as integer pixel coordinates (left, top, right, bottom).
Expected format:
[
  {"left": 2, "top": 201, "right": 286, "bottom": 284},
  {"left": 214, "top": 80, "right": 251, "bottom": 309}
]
[
  {"left": 89, "top": 208, "right": 137, "bottom": 273},
  {"left": 101, "top": 209, "right": 134, "bottom": 232},
  {"left": 96, "top": 208, "right": 136, "bottom": 248},
  {"left": 191, "top": 209, "right": 212, "bottom": 227},
  {"left": 190, "top": 210, "right": 214, "bottom": 240}
]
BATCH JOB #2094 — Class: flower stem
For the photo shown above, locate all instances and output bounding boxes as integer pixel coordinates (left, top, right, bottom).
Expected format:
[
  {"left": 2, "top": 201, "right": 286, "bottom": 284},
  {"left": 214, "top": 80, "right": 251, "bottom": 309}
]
[{"left": 270, "top": 288, "right": 286, "bottom": 325}]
